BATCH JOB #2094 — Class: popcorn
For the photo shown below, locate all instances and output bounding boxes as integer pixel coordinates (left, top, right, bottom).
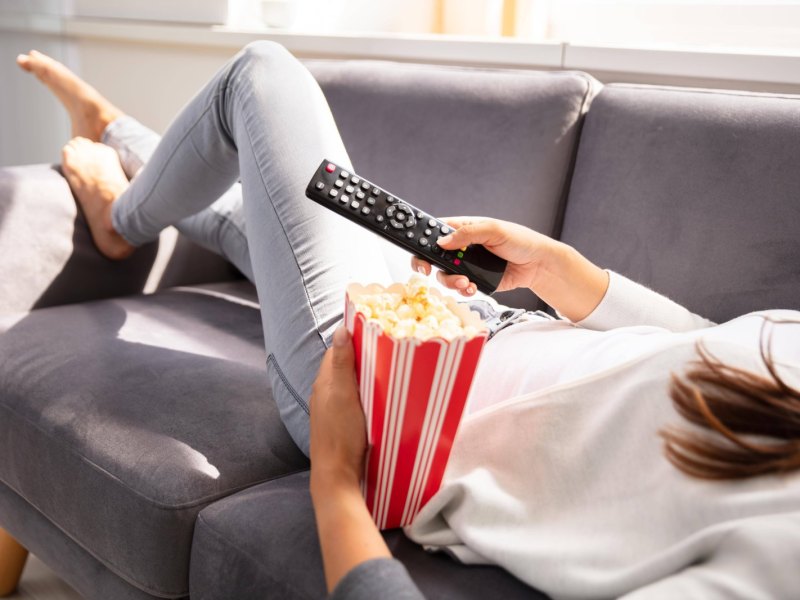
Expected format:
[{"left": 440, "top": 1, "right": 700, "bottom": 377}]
[
  {"left": 344, "top": 277, "right": 489, "bottom": 529},
  {"left": 348, "top": 275, "right": 485, "bottom": 341}
]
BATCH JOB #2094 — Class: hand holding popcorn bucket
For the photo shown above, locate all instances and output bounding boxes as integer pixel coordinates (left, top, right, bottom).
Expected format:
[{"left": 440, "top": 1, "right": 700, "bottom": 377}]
[{"left": 344, "top": 276, "right": 488, "bottom": 529}]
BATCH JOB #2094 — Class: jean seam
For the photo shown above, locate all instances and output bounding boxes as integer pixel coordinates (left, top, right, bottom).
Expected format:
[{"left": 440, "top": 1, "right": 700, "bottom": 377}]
[
  {"left": 235, "top": 84, "right": 330, "bottom": 352},
  {"left": 204, "top": 208, "right": 248, "bottom": 266},
  {"left": 267, "top": 354, "right": 309, "bottom": 415}
]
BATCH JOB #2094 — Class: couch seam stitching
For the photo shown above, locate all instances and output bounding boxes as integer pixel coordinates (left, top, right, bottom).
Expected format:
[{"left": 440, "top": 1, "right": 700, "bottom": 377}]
[{"left": 195, "top": 512, "right": 317, "bottom": 600}]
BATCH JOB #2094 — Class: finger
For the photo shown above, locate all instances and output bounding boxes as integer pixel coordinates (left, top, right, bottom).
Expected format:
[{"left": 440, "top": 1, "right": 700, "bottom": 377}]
[
  {"left": 330, "top": 325, "right": 355, "bottom": 372},
  {"left": 410, "top": 256, "right": 431, "bottom": 275},
  {"left": 437, "top": 220, "right": 499, "bottom": 250},
  {"left": 438, "top": 216, "right": 476, "bottom": 229},
  {"left": 435, "top": 270, "right": 470, "bottom": 290}
]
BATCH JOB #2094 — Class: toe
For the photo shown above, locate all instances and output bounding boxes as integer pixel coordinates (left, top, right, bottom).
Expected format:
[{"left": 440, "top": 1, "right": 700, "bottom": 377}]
[{"left": 16, "top": 54, "right": 32, "bottom": 71}]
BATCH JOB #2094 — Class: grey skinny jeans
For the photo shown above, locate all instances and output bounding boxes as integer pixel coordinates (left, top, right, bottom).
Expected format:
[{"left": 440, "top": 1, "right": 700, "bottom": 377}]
[{"left": 105, "top": 42, "right": 534, "bottom": 456}]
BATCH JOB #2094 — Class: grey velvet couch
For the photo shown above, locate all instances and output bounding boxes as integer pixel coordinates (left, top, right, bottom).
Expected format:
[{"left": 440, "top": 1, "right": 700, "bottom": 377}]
[{"left": 1, "top": 57, "right": 799, "bottom": 600}]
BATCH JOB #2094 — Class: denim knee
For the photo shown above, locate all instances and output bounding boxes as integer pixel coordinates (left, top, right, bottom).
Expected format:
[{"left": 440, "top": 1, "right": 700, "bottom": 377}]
[{"left": 236, "top": 40, "right": 295, "bottom": 72}]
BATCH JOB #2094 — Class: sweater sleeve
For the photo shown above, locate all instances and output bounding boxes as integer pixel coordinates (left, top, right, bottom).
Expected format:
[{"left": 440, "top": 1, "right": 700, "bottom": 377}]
[
  {"left": 576, "top": 271, "right": 716, "bottom": 332},
  {"left": 329, "top": 558, "right": 425, "bottom": 600},
  {"left": 618, "top": 513, "right": 800, "bottom": 600}
]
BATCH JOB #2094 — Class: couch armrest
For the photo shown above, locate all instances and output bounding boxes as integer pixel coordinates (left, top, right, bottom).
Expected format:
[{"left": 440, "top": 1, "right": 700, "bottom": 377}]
[{"left": 0, "top": 164, "right": 241, "bottom": 314}]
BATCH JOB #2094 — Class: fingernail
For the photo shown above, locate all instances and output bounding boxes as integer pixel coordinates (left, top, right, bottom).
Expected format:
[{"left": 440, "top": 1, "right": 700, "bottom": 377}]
[
  {"left": 467, "top": 286, "right": 476, "bottom": 295},
  {"left": 455, "top": 278, "right": 468, "bottom": 289},
  {"left": 437, "top": 235, "right": 452, "bottom": 246},
  {"left": 333, "top": 325, "right": 349, "bottom": 347},
  {"left": 416, "top": 265, "right": 425, "bottom": 274}
]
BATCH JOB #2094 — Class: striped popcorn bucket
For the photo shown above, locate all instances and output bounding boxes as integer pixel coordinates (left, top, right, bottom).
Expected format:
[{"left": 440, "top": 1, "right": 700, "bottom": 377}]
[{"left": 345, "top": 283, "right": 488, "bottom": 530}]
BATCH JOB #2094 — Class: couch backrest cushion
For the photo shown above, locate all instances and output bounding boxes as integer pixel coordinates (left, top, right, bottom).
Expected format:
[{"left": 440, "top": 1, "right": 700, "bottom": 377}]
[
  {"left": 560, "top": 84, "right": 800, "bottom": 323},
  {"left": 308, "top": 60, "right": 596, "bottom": 309}
]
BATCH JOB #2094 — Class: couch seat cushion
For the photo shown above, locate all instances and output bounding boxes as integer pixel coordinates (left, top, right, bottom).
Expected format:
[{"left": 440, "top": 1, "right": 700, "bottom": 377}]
[
  {"left": 190, "top": 471, "right": 546, "bottom": 599},
  {"left": 0, "top": 282, "right": 308, "bottom": 598}
]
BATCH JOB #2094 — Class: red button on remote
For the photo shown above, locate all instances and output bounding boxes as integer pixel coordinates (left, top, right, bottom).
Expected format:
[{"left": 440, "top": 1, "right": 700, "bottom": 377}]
[
  {"left": 454, "top": 258, "right": 461, "bottom": 266},
  {"left": 325, "top": 163, "right": 336, "bottom": 173}
]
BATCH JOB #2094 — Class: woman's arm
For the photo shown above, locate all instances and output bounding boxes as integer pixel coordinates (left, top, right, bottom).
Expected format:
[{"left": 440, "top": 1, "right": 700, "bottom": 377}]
[
  {"left": 412, "top": 217, "right": 609, "bottom": 322},
  {"left": 309, "top": 327, "right": 424, "bottom": 598},
  {"left": 413, "top": 217, "right": 715, "bottom": 330}
]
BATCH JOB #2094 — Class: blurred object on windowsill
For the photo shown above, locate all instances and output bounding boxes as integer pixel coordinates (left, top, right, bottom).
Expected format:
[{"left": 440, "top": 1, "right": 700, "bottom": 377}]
[
  {"left": 261, "top": 0, "right": 300, "bottom": 29},
  {"left": 258, "top": 0, "right": 437, "bottom": 33},
  {"left": 72, "top": 0, "right": 228, "bottom": 25}
]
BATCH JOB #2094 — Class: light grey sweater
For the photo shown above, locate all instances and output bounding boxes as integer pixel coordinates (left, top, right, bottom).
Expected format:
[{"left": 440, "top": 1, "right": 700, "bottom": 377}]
[{"left": 333, "top": 273, "right": 800, "bottom": 599}]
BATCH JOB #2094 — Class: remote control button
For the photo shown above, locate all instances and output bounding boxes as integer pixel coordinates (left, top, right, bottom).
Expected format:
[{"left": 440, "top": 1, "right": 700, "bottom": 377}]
[
  {"left": 405, "top": 218, "right": 416, "bottom": 228},
  {"left": 390, "top": 219, "right": 404, "bottom": 229},
  {"left": 419, "top": 238, "right": 428, "bottom": 246},
  {"left": 406, "top": 232, "right": 414, "bottom": 239},
  {"left": 361, "top": 182, "right": 370, "bottom": 191},
  {"left": 385, "top": 206, "right": 396, "bottom": 217},
  {"left": 416, "top": 211, "right": 424, "bottom": 219},
  {"left": 454, "top": 258, "right": 461, "bottom": 266},
  {"left": 371, "top": 188, "right": 380, "bottom": 197},
  {"left": 350, "top": 200, "right": 360, "bottom": 210},
  {"left": 367, "top": 197, "right": 376, "bottom": 206},
  {"left": 340, "top": 195, "right": 349, "bottom": 204},
  {"left": 376, "top": 215, "right": 385, "bottom": 223},
  {"left": 315, "top": 181, "right": 324, "bottom": 190},
  {"left": 334, "top": 180, "right": 344, "bottom": 188},
  {"left": 396, "top": 212, "right": 406, "bottom": 221},
  {"left": 431, "top": 245, "right": 441, "bottom": 255},
  {"left": 387, "top": 196, "right": 396, "bottom": 204},
  {"left": 356, "top": 191, "right": 366, "bottom": 200},
  {"left": 351, "top": 176, "right": 361, "bottom": 185},
  {"left": 361, "top": 206, "right": 371, "bottom": 215},
  {"left": 325, "top": 163, "right": 336, "bottom": 173},
  {"left": 440, "top": 225, "right": 451, "bottom": 234},
  {"left": 457, "top": 251, "right": 464, "bottom": 258},
  {"left": 328, "top": 189, "right": 338, "bottom": 198},
  {"left": 428, "top": 218, "right": 437, "bottom": 228},
  {"left": 424, "top": 228, "right": 432, "bottom": 236},
  {"left": 341, "top": 170, "right": 350, "bottom": 179},
  {"left": 345, "top": 185, "right": 355, "bottom": 194}
]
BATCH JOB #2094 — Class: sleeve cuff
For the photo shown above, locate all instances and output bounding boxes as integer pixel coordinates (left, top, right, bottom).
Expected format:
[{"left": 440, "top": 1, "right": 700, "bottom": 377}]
[
  {"left": 330, "top": 558, "right": 424, "bottom": 600},
  {"left": 575, "top": 271, "right": 715, "bottom": 332}
]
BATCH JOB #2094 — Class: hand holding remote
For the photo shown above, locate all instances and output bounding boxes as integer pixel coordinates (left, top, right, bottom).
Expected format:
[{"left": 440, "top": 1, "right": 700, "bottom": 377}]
[
  {"left": 411, "top": 217, "right": 557, "bottom": 297},
  {"left": 412, "top": 217, "right": 609, "bottom": 322}
]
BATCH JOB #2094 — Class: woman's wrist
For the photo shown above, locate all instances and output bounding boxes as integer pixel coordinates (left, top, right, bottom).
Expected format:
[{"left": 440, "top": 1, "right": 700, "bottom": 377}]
[
  {"left": 310, "top": 463, "right": 361, "bottom": 502},
  {"left": 530, "top": 241, "right": 609, "bottom": 322}
]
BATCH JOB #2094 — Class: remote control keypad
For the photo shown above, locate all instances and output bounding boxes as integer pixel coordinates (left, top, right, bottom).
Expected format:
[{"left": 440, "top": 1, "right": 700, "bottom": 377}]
[{"left": 312, "top": 168, "right": 468, "bottom": 272}]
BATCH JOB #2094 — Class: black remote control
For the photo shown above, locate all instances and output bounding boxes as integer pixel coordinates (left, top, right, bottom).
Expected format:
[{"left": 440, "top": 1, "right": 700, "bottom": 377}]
[{"left": 305, "top": 160, "right": 507, "bottom": 295}]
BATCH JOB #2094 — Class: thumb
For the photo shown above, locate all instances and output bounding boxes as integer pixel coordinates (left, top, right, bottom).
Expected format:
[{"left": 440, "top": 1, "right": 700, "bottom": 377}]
[
  {"left": 331, "top": 325, "right": 355, "bottom": 371},
  {"left": 437, "top": 221, "right": 497, "bottom": 250}
]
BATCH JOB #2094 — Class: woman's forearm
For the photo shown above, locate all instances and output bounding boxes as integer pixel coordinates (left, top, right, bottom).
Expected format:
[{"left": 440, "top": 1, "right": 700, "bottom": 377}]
[
  {"left": 311, "top": 468, "right": 392, "bottom": 593},
  {"left": 533, "top": 241, "right": 610, "bottom": 323}
]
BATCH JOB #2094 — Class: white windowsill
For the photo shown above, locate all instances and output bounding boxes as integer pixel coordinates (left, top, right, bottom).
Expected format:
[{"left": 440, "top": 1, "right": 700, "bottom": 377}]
[{"left": 5, "top": 15, "right": 800, "bottom": 87}]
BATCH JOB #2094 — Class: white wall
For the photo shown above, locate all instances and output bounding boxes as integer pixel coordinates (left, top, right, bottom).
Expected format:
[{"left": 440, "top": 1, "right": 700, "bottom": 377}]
[
  {"left": 0, "top": 2, "right": 73, "bottom": 167},
  {"left": 74, "top": 39, "right": 234, "bottom": 137}
]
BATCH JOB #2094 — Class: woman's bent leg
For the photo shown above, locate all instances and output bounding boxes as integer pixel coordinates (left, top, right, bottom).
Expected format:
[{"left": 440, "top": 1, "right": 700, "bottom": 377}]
[
  {"left": 103, "top": 116, "right": 255, "bottom": 280},
  {"left": 112, "top": 42, "right": 394, "bottom": 454}
]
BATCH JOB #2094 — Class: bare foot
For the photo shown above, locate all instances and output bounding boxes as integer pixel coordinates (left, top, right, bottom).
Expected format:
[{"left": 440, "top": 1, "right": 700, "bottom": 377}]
[
  {"left": 61, "top": 137, "right": 135, "bottom": 260},
  {"left": 17, "top": 50, "right": 124, "bottom": 141}
]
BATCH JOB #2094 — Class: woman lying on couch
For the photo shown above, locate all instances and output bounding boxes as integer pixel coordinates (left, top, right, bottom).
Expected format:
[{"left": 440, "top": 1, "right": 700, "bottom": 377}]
[{"left": 13, "top": 45, "right": 800, "bottom": 600}]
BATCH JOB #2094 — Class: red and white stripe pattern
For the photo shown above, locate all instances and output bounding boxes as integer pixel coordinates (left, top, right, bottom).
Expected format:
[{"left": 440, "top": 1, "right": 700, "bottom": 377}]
[{"left": 345, "top": 292, "right": 487, "bottom": 529}]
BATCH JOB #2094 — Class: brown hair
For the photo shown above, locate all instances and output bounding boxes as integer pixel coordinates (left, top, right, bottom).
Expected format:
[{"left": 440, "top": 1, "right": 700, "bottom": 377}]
[{"left": 661, "top": 317, "right": 800, "bottom": 480}]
